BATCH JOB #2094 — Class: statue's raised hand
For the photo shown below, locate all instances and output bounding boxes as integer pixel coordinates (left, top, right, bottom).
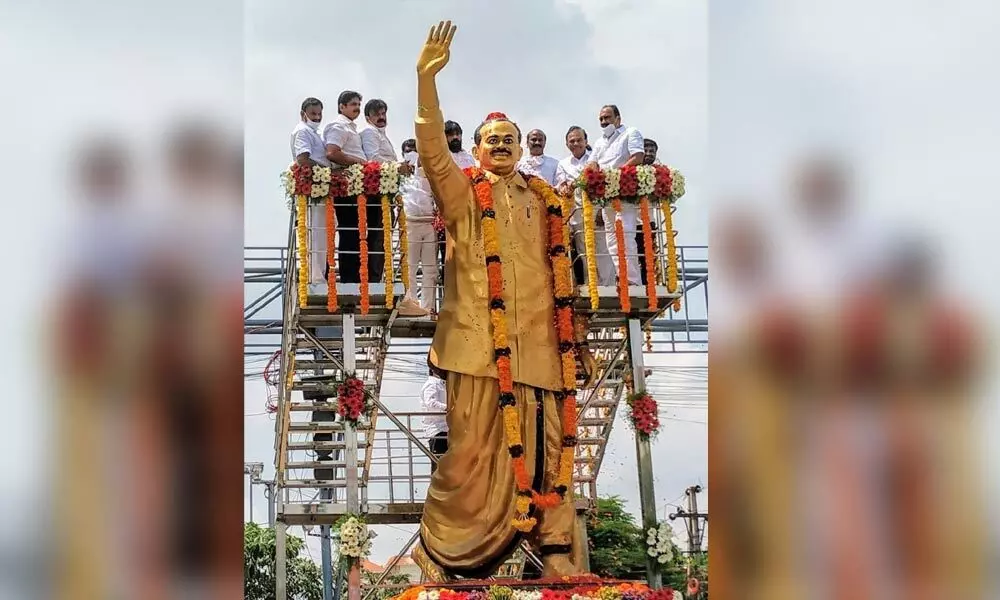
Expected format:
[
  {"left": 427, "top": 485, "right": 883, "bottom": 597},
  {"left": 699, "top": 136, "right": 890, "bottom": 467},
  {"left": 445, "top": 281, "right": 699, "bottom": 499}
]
[{"left": 417, "top": 21, "right": 457, "bottom": 77}]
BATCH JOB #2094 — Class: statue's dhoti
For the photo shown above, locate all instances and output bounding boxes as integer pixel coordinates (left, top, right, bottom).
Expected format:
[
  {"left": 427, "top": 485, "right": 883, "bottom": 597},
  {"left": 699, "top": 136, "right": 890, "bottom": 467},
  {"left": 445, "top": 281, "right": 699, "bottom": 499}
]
[{"left": 419, "top": 372, "right": 575, "bottom": 578}]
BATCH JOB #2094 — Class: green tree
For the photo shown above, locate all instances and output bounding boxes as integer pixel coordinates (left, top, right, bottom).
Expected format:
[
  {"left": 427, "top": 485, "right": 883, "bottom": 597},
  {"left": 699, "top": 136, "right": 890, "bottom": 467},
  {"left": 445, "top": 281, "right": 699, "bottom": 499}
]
[
  {"left": 586, "top": 496, "right": 691, "bottom": 594},
  {"left": 244, "top": 522, "right": 323, "bottom": 600}
]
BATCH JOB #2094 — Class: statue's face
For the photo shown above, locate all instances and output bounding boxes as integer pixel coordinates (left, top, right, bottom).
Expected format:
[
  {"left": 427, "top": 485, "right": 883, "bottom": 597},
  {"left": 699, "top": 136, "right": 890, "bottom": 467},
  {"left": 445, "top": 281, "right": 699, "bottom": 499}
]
[{"left": 473, "top": 121, "right": 522, "bottom": 175}]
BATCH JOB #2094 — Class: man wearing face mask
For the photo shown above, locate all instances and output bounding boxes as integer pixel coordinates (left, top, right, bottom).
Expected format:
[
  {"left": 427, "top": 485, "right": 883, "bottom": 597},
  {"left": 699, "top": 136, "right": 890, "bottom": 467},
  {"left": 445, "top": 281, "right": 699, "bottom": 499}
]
[
  {"left": 291, "top": 98, "right": 332, "bottom": 291},
  {"left": 556, "top": 126, "right": 614, "bottom": 287},
  {"left": 517, "top": 129, "right": 559, "bottom": 185},
  {"left": 587, "top": 104, "right": 645, "bottom": 285},
  {"left": 290, "top": 97, "right": 330, "bottom": 167}
]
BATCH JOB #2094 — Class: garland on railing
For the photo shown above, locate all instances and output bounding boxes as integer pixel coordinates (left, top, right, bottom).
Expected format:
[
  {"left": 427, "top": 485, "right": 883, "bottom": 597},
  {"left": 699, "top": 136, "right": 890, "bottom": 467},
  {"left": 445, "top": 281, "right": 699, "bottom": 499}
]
[
  {"left": 285, "top": 161, "right": 407, "bottom": 313},
  {"left": 397, "top": 194, "right": 410, "bottom": 297},
  {"left": 626, "top": 390, "right": 661, "bottom": 440},
  {"left": 295, "top": 194, "right": 309, "bottom": 308},
  {"left": 326, "top": 198, "right": 338, "bottom": 312},
  {"left": 575, "top": 164, "right": 686, "bottom": 313},
  {"left": 381, "top": 194, "right": 394, "bottom": 309}
]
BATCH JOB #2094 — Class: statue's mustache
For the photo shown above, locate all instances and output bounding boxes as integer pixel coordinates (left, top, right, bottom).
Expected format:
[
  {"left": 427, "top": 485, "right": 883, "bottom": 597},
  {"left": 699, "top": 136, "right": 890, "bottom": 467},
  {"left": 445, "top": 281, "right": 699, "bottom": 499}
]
[{"left": 490, "top": 148, "right": 511, "bottom": 156}]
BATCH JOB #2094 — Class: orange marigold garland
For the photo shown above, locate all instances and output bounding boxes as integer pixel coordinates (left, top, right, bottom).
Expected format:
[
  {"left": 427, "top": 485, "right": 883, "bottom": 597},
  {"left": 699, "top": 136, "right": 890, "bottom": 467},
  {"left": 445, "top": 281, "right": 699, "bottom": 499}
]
[
  {"left": 326, "top": 197, "right": 338, "bottom": 313},
  {"left": 357, "top": 194, "right": 369, "bottom": 315},
  {"left": 381, "top": 194, "right": 394, "bottom": 309},
  {"left": 465, "top": 166, "right": 578, "bottom": 532},
  {"left": 661, "top": 199, "right": 681, "bottom": 312},
  {"left": 295, "top": 194, "right": 309, "bottom": 308},
  {"left": 612, "top": 199, "right": 631, "bottom": 313},
  {"left": 639, "top": 196, "right": 657, "bottom": 310}
]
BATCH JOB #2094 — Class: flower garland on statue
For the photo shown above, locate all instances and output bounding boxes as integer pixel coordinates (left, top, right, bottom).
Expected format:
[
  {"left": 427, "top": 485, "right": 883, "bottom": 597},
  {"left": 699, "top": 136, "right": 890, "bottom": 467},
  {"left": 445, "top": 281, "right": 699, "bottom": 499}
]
[
  {"left": 336, "top": 374, "right": 370, "bottom": 425},
  {"left": 647, "top": 520, "right": 676, "bottom": 567},
  {"left": 464, "top": 158, "right": 578, "bottom": 534},
  {"left": 333, "top": 515, "right": 373, "bottom": 567},
  {"left": 626, "top": 389, "right": 661, "bottom": 440},
  {"left": 576, "top": 164, "right": 686, "bottom": 313}
]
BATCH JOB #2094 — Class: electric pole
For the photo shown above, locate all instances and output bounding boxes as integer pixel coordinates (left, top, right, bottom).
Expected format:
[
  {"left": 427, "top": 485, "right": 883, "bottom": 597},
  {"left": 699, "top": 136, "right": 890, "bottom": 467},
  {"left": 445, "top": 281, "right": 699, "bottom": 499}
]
[{"left": 669, "top": 484, "right": 708, "bottom": 555}]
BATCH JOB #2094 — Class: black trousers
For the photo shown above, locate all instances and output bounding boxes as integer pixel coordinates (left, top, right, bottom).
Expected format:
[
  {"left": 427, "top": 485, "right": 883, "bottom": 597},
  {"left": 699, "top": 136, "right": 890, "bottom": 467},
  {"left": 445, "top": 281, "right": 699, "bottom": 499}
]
[
  {"left": 331, "top": 197, "right": 385, "bottom": 284},
  {"left": 429, "top": 431, "right": 448, "bottom": 473}
]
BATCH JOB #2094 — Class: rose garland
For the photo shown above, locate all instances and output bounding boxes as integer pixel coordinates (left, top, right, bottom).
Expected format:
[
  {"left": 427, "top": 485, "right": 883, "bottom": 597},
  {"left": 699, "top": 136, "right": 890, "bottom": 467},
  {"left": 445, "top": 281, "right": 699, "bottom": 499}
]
[
  {"left": 381, "top": 194, "right": 394, "bottom": 309},
  {"left": 626, "top": 390, "right": 660, "bottom": 439},
  {"left": 394, "top": 582, "right": 676, "bottom": 600},
  {"left": 336, "top": 374, "right": 369, "bottom": 425},
  {"left": 581, "top": 190, "right": 600, "bottom": 310},
  {"left": 397, "top": 195, "right": 410, "bottom": 296},
  {"left": 639, "top": 197, "right": 657, "bottom": 310},
  {"left": 295, "top": 194, "right": 309, "bottom": 308},
  {"left": 326, "top": 197, "right": 338, "bottom": 312},
  {"left": 464, "top": 166, "right": 577, "bottom": 533},
  {"left": 611, "top": 199, "right": 631, "bottom": 312}
]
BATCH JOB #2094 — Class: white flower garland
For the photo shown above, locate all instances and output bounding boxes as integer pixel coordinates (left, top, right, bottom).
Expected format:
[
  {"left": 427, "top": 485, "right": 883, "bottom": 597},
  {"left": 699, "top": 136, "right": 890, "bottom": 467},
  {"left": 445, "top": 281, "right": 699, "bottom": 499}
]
[
  {"left": 636, "top": 165, "right": 656, "bottom": 197},
  {"left": 335, "top": 516, "right": 373, "bottom": 560},
  {"left": 669, "top": 168, "right": 685, "bottom": 200},
  {"left": 646, "top": 521, "right": 675, "bottom": 565}
]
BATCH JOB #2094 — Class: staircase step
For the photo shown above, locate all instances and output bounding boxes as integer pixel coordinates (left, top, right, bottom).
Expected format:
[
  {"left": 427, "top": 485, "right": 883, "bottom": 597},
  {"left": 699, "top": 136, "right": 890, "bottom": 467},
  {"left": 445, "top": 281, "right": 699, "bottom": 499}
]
[
  {"left": 288, "top": 441, "right": 370, "bottom": 451},
  {"left": 288, "top": 422, "right": 375, "bottom": 432}
]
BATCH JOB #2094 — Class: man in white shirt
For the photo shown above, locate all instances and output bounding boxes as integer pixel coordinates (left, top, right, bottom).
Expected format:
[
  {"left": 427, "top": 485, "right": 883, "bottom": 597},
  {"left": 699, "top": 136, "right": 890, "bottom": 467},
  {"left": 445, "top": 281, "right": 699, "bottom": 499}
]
[
  {"left": 517, "top": 129, "right": 559, "bottom": 185},
  {"left": 360, "top": 98, "right": 412, "bottom": 170},
  {"left": 398, "top": 147, "right": 436, "bottom": 318},
  {"left": 290, "top": 98, "right": 332, "bottom": 289},
  {"left": 444, "top": 120, "right": 476, "bottom": 169},
  {"left": 555, "top": 126, "right": 614, "bottom": 286},
  {"left": 587, "top": 104, "right": 645, "bottom": 285},
  {"left": 420, "top": 358, "right": 448, "bottom": 473},
  {"left": 291, "top": 97, "right": 330, "bottom": 167},
  {"left": 323, "top": 90, "right": 383, "bottom": 284}
]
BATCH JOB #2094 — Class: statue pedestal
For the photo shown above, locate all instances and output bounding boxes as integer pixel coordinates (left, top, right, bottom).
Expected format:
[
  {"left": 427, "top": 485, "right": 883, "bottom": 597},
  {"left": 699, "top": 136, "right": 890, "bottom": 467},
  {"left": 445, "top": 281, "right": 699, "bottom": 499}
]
[{"left": 392, "top": 577, "right": 681, "bottom": 600}]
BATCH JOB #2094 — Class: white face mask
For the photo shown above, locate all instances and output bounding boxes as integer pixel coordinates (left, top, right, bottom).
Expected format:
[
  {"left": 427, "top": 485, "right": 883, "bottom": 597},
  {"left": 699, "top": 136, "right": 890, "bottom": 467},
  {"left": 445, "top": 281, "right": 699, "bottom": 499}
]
[
  {"left": 602, "top": 123, "right": 616, "bottom": 137},
  {"left": 305, "top": 118, "right": 321, "bottom": 131}
]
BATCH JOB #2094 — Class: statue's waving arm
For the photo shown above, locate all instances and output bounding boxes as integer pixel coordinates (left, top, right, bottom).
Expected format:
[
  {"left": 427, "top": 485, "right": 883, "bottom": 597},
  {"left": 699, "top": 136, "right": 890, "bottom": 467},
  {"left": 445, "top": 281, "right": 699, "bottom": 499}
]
[{"left": 415, "top": 21, "right": 468, "bottom": 223}]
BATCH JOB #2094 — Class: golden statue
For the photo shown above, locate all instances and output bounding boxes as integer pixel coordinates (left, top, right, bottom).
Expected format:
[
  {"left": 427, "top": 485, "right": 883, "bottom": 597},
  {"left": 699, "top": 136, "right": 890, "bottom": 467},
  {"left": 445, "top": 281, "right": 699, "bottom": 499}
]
[{"left": 411, "top": 21, "right": 597, "bottom": 581}]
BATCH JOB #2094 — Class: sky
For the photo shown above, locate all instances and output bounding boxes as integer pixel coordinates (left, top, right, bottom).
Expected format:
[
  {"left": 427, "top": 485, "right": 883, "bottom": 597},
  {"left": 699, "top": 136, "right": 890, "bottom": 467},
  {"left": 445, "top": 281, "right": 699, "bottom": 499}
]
[{"left": 243, "top": 0, "right": 710, "bottom": 564}]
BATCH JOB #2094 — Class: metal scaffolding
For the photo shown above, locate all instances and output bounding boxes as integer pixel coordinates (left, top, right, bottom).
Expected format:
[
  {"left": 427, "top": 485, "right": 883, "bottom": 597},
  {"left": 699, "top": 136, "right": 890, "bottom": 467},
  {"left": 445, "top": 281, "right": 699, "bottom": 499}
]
[{"left": 244, "top": 212, "right": 707, "bottom": 597}]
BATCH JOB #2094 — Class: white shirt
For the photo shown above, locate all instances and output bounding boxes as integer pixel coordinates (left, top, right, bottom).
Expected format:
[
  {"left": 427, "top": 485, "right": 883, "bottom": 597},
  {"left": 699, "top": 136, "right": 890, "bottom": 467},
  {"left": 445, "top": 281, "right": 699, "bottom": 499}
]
[
  {"left": 322, "top": 114, "right": 366, "bottom": 164},
  {"left": 555, "top": 150, "right": 591, "bottom": 187},
  {"left": 290, "top": 121, "right": 330, "bottom": 166},
  {"left": 400, "top": 151, "right": 436, "bottom": 219},
  {"left": 590, "top": 125, "right": 644, "bottom": 169},
  {"left": 517, "top": 154, "right": 559, "bottom": 185},
  {"left": 451, "top": 149, "right": 476, "bottom": 170},
  {"left": 420, "top": 376, "right": 448, "bottom": 437},
  {"left": 360, "top": 125, "right": 398, "bottom": 163}
]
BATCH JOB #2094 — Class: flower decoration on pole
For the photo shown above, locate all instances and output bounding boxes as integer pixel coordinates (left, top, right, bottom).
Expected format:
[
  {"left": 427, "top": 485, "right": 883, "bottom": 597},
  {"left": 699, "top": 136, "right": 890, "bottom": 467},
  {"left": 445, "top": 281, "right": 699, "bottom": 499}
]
[
  {"left": 337, "top": 374, "right": 370, "bottom": 425},
  {"left": 626, "top": 390, "right": 661, "bottom": 439},
  {"left": 575, "top": 164, "right": 686, "bottom": 313},
  {"left": 333, "top": 514, "right": 373, "bottom": 566},
  {"left": 646, "top": 520, "right": 676, "bottom": 566}
]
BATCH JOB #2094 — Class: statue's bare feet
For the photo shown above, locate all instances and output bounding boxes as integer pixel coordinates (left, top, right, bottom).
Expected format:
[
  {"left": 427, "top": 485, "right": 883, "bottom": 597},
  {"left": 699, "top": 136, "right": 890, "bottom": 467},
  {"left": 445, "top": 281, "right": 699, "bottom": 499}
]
[
  {"left": 412, "top": 543, "right": 451, "bottom": 583},
  {"left": 541, "top": 553, "right": 579, "bottom": 578}
]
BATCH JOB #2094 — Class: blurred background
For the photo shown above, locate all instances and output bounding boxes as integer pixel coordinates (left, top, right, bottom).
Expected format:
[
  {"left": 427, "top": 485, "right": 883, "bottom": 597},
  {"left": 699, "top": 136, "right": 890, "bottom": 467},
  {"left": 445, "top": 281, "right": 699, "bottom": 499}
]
[
  {"left": 0, "top": 0, "right": 243, "bottom": 597},
  {"left": 710, "top": 0, "right": 999, "bottom": 598},
  {"left": 0, "top": 0, "right": 996, "bottom": 598}
]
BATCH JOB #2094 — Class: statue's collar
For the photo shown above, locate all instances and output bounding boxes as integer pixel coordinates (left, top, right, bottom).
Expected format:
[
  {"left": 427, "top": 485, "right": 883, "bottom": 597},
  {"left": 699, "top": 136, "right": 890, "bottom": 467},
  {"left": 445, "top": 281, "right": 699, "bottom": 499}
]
[{"left": 484, "top": 169, "right": 528, "bottom": 190}]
